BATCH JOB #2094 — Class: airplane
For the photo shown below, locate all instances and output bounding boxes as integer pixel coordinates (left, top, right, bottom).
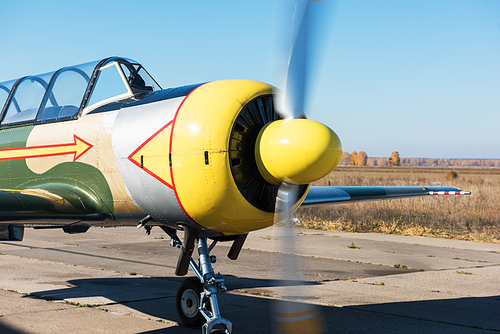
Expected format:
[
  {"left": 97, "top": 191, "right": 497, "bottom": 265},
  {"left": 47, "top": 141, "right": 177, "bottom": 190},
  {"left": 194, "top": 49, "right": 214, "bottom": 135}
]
[{"left": 0, "top": 2, "right": 470, "bottom": 334}]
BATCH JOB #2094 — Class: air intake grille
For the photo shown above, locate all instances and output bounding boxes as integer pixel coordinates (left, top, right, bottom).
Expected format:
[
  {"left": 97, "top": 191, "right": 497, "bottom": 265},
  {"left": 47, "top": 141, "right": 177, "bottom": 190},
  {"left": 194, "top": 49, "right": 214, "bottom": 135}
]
[{"left": 229, "top": 95, "right": 307, "bottom": 212}]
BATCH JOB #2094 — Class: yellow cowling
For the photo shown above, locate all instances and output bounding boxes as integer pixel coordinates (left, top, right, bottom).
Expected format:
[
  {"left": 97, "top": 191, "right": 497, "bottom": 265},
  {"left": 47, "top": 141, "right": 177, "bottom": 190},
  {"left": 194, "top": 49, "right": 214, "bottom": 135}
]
[
  {"left": 170, "top": 80, "right": 340, "bottom": 235},
  {"left": 171, "top": 80, "right": 279, "bottom": 235},
  {"left": 255, "top": 119, "right": 342, "bottom": 185}
]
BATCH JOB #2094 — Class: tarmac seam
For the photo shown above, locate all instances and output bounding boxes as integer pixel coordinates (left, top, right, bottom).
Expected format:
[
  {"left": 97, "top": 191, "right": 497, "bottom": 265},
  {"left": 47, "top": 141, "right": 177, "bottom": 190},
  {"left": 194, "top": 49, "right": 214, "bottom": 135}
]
[
  {"left": 435, "top": 263, "right": 500, "bottom": 271},
  {"left": 0, "top": 244, "right": 176, "bottom": 270},
  {"left": 242, "top": 246, "right": 426, "bottom": 271},
  {"left": 101, "top": 295, "right": 176, "bottom": 307},
  {"left": 344, "top": 305, "right": 500, "bottom": 332}
]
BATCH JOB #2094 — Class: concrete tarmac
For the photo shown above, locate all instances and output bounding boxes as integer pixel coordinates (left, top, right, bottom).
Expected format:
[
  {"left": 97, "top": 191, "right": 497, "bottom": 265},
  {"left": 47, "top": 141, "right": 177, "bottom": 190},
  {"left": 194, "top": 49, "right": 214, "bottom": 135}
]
[{"left": 0, "top": 226, "right": 499, "bottom": 333}]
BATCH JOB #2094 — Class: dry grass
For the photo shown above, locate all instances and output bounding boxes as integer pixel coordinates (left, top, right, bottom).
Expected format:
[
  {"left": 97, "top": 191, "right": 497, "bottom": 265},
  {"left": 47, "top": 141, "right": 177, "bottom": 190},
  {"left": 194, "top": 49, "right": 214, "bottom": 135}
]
[{"left": 296, "top": 166, "right": 500, "bottom": 243}]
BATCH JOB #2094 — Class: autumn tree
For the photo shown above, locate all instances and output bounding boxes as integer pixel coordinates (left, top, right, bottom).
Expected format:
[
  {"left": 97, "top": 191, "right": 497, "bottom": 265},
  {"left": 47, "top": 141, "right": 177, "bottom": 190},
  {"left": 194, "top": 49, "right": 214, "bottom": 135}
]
[
  {"left": 388, "top": 151, "right": 400, "bottom": 166},
  {"left": 340, "top": 151, "right": 350, "bottom": 165},
  {"left": 350, "top": 151, "right": 357, "bottom": 165},
  {"left": 356, "top": 151, "right": 367, "bottom": 166}
]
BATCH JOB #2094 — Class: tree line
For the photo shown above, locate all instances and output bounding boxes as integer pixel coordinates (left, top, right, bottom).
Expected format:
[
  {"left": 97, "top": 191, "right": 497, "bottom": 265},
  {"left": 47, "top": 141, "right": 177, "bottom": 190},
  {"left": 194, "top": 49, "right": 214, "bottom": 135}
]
[
  {"left": 340, "top": 151, "right": 401, "bottom": 166},
  {"left": 339, "top": 151, "right": 499, "bottom": 167}
]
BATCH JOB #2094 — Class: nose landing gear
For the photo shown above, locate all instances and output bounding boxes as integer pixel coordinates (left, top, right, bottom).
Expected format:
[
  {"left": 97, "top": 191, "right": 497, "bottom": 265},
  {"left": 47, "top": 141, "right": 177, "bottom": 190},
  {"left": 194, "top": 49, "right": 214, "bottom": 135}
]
[{"left": 163, "top": 226, "right": 232, "bottom": 334}]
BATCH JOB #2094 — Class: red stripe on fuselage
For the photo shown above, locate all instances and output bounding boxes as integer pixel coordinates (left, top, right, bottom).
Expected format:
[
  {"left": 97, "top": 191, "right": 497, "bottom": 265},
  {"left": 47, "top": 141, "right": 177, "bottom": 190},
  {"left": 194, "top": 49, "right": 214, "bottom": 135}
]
[{"left": 168, "top": 84, "right": 212, "bottom": 232}]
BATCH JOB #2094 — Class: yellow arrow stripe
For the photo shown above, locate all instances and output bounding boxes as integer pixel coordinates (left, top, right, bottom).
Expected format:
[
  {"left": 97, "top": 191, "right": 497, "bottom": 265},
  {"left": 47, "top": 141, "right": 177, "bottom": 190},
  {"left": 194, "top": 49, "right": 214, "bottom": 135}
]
[{"left": 0, "top": 135, "right": 92, "bottom": 162}]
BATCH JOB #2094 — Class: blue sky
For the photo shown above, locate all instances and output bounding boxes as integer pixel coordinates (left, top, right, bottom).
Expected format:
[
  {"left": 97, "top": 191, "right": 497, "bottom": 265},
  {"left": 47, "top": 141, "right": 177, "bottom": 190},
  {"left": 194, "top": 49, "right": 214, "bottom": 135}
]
[{"left": 1, "top": 0, "right": 499, "bottom": 159}]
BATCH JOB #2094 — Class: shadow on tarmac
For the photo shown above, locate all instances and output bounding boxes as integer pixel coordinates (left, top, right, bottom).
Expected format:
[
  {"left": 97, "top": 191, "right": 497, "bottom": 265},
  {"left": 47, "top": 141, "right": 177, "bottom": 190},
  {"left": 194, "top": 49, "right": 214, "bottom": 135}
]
[
  {"left": 22, "top": 276, "right": 500, "bottom": 333},
  {"left": 349, "top": 295, "right": 500, "bottom": 332},
  {"left": 0, "top": 321, "right": 28, "bottom": 334}
]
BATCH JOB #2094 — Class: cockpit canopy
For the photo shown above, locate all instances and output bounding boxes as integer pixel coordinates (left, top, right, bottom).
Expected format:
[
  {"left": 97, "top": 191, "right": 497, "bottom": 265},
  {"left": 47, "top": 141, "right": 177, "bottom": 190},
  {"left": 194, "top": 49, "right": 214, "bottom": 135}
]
[{"left": 0, "top": 57, "right": 161, "bottom": 127}]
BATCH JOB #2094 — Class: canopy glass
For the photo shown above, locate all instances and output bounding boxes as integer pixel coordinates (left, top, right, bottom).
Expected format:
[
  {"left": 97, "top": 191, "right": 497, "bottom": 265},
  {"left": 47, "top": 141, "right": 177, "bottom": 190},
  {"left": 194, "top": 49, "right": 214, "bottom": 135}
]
[{"left": 0, "top": 57, "right": 161, "bottom": 127}]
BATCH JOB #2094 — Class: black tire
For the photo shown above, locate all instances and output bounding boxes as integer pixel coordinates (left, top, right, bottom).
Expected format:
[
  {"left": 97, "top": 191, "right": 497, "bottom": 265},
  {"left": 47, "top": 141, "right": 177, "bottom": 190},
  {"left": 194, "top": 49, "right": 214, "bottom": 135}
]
[
  {"left": 210, "top": 325, "right": 227, "bottom": 333},
  {"left": 176, "top": 277, "right": 206, "bottom": 327}
]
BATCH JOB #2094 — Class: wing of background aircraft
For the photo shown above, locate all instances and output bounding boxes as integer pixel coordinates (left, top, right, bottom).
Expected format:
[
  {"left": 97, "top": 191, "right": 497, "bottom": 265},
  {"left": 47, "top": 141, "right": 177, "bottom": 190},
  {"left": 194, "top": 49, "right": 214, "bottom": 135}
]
[{"left": 303, "top": 186, "right": 470, "bottom": 206}]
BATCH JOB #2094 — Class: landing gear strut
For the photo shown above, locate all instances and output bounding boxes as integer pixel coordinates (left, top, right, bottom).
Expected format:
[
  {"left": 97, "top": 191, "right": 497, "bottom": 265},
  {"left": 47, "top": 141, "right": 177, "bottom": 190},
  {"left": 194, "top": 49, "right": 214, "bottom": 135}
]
[{"left": 162, "top": 226, "right": 232, "bottom": 334}]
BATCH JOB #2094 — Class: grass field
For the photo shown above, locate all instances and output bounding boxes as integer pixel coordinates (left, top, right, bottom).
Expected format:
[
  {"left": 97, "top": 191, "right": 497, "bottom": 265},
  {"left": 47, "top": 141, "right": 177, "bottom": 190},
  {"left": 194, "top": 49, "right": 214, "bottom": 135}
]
[{"left": 296, "top": 166, "right": 500, "bottom": 243}]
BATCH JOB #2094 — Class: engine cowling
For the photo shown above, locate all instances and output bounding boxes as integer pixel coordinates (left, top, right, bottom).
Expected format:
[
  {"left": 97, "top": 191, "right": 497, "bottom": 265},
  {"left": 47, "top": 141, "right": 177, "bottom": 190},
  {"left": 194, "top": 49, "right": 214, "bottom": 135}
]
[
  {"left": 113, "top": 80, "right": 340, "bottom": 236},
  {"left": 170, "top": 80, "right": 294, "bottom": 235}
]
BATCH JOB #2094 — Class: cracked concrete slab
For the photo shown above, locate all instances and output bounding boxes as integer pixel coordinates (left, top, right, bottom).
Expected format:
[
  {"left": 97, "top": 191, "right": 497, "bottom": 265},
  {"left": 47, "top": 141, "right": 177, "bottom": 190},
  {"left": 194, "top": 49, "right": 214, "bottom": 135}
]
[{"left": 0, "top": 226, "right": 498, "bottom": 333}]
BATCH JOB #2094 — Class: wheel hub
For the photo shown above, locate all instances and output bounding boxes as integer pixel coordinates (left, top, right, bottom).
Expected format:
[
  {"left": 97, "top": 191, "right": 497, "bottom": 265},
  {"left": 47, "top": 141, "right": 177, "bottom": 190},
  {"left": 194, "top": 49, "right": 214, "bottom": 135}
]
[{"left": 181, "top": 289, "right": 199, "bottom": 318}]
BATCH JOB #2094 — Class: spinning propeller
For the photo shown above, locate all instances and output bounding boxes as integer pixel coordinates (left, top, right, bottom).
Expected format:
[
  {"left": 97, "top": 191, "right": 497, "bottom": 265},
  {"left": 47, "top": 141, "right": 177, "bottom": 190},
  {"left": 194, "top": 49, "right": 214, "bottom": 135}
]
[{"left": 254, "top": 1, "right": 340, "bottom": 333}]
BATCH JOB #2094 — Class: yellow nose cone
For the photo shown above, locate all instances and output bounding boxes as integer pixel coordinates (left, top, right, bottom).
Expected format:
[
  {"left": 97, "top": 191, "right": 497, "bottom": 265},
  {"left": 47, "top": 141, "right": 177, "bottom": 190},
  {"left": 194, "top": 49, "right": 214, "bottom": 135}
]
[{"left": 255, "top": 119, "right": 342, "bottom": 185}]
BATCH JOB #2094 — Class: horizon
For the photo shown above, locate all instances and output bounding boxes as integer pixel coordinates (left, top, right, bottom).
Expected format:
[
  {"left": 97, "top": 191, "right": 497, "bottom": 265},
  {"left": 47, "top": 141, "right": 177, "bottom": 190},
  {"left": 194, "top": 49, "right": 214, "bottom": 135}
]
[
  {"left": 345, "top": 153, "right": 500, "bottom": 160},
  {"left": 1, "top": 1, "right": 498, "bottom": 159}
]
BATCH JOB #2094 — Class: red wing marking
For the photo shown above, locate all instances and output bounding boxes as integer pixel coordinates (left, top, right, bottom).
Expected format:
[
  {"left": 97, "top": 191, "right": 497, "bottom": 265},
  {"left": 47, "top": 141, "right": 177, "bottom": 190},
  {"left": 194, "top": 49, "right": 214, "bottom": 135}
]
[{"left": 428, "top": 191, "right": 471, "bottom": 195}]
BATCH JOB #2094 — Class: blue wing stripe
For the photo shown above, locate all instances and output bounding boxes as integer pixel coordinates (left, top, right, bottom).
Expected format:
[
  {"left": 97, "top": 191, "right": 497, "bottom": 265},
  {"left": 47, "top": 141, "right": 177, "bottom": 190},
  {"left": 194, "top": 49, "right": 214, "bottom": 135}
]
[{"left": 302, "top": 186, "right": 463, "bottom": 206}]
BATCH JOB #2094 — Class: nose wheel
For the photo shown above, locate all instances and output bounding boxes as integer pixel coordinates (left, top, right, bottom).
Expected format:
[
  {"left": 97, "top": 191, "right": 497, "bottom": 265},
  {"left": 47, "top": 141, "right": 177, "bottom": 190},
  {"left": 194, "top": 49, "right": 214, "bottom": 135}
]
[
  {"left": 176, "top": 277, "right": 207, "bottom": 327},
  {"left": 169, "top": 232, "right": 232, "bottom": 334}
]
